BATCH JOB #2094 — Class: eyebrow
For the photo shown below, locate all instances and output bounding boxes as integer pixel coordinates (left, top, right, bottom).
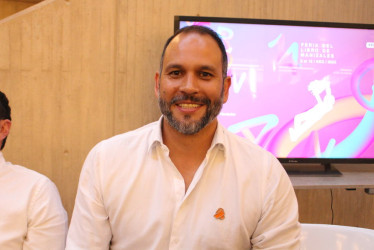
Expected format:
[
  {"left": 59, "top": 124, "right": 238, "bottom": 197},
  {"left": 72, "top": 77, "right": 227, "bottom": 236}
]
[
  {"left": 164, "top": 64, "right": 183, "bottom": 72},
  {"left": 164, "top": 64, "right": 218, "bottom": 73},
  {"left": 199, "top": 65, "right": 217, "bottom": 73}
]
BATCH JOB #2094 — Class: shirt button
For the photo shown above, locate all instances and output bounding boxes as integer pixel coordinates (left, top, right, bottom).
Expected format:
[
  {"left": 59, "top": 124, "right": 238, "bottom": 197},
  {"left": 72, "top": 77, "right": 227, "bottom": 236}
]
[{"left": 170, "top": 237, "right": 179, "bottom": 246}]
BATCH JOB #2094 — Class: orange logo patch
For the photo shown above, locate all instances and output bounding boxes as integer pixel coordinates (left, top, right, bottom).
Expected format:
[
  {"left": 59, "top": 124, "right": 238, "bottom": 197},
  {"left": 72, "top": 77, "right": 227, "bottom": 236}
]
[{"left": 214, "top": 208, "right": 225, "bottom": 220}]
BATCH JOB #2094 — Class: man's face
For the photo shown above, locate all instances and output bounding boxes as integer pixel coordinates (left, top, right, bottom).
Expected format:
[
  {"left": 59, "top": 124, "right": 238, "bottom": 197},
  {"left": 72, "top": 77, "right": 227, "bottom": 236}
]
[{"left": 155, "top": 32, "right": 231, "bottom": 135}]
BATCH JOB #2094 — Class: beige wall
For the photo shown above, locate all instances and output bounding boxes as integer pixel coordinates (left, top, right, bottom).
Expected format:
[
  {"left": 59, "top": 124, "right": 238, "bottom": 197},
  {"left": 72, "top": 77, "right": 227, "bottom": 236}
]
[{"left": 1, "top": 0, "right": 374, "bottom": 227}]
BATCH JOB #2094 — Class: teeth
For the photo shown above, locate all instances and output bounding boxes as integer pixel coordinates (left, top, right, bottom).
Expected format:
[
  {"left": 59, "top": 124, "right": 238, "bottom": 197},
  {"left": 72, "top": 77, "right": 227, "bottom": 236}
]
[{"left": 178, "top": 103, "right": 200, "bottom": 108}]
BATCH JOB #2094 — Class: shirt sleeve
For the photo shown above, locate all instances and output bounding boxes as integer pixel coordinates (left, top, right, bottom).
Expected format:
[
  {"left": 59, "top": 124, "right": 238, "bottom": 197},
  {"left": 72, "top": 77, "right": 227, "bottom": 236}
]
[
  {"left": 66, "top": 145, "right": 112, "bottom": 250},
  {"left": 23, "top": 177, "right": 68, "bottom": 250},
  {"left": 251, "top": 157, "right": 301, "bottom": 249}
]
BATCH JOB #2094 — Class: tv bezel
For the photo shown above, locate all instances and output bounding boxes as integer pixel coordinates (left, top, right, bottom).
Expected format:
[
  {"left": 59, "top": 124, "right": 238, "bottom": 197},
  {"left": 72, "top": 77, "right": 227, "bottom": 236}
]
[{"left": 174, "top": 15, "right": 374, "bottom": 166}]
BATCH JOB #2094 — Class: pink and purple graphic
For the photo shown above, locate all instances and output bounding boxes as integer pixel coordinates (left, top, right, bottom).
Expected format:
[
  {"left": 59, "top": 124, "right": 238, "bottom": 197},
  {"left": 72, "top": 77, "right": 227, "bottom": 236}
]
[{"left": 180, "top": 21, "right": 374, "bottom": 159}]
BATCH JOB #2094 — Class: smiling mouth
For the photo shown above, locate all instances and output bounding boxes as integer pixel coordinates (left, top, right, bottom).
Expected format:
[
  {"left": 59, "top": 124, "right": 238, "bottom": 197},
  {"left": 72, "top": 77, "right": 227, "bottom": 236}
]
[
  {"left": 171, "top": 95, "right": 210, "bottom": 110},
  {"left": 177, "top": 103, "right": 201, "bottom": 108}
]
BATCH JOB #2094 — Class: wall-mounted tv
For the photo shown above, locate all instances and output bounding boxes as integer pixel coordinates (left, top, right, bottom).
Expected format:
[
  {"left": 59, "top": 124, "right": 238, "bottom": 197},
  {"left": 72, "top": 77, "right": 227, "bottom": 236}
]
[{"left": 175, "top": 16, "right": 374, "bottom": 175}]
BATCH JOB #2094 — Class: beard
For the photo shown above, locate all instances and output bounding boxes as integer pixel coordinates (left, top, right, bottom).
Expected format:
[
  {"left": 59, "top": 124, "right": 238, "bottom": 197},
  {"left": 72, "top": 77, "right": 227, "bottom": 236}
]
[{"left": 158, "top": 91, "right": 224, "bottom": 135}]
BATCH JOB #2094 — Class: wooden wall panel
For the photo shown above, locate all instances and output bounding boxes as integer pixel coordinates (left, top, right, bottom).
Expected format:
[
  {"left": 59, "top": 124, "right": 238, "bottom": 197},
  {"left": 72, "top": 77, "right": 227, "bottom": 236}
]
[
  {"left": 1, "top": 0, "right": 374, "bottom": 226},
  {"left": 0, "top": 0, "right": 117, "bottom": 218},
  {"left": 0, "top": 0, "right": 42, "bottom": 20}
]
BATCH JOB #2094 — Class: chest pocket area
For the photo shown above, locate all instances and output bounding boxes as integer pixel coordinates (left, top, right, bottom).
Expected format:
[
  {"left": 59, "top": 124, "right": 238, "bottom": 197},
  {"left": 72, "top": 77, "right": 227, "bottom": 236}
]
[{"left": 191, "top": 208, "right": 251, "bottom": 250}]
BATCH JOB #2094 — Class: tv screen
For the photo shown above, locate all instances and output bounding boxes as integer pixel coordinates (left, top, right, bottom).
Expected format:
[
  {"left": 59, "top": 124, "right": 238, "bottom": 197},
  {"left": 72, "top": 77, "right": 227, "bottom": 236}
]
[{"left": 175, "top": 16, "right": 374, "bottom": 169}]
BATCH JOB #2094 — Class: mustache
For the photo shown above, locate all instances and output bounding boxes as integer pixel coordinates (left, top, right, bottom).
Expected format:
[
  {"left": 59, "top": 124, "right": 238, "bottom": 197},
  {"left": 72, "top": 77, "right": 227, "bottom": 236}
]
[{"left": 170, "top": 94, "right": 211, "bottom": 105}]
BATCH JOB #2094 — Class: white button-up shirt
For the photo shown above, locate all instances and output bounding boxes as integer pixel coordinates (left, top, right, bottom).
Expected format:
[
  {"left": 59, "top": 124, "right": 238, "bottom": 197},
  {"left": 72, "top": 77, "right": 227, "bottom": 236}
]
[
  {"left": 0, "top": 152, "right": 68, "bottom": 249},
  {"left": 67, "top": 118, "right": 300, "bottom": 249}
]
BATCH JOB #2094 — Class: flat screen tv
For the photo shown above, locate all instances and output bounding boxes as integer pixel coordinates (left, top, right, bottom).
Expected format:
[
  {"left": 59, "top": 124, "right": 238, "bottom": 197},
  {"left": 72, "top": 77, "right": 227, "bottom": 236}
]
[{"left": 175, "top": 16, "right": 374, "bottom": 175}]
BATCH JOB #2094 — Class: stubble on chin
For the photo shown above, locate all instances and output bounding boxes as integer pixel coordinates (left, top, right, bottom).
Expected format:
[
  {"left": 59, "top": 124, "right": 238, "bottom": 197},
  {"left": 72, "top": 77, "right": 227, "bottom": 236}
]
[{"left": 158, "top": 96, "right": 223, "bottom": 135}]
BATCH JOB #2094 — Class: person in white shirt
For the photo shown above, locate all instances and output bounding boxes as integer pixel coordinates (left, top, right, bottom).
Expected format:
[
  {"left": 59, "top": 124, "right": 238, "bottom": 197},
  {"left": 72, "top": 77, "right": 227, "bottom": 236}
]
[
  {"left": 66, "top": 25, "right": 301, "bottom": 249},
  {"left": 0, "top": 91, "right": 68, "bottom": 250}
]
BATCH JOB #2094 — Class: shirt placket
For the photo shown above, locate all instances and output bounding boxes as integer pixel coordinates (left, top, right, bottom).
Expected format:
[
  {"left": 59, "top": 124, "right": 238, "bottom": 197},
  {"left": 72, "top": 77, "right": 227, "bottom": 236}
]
[{"left": 166, "top": 147, "right": 218, "bottom": 250}]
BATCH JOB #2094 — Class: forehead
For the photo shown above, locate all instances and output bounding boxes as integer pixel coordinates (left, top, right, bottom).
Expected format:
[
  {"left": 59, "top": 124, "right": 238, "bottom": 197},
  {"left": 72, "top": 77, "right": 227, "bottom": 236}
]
[{"left": 163, "top": 32, "right": 223, "bottom": 69}]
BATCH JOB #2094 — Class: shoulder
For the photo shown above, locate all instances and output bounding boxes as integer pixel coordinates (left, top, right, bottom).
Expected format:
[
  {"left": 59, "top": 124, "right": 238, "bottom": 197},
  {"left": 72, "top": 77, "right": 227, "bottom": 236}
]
[
  {"left": 220, "top": 126, "right": 287, "bottom": 179},
  {"left": 0, "top": 160, "right": 67, "bottom": 248},
  {"left": 81, "top": 121, "right": 159, "bottom": 171},
  {"left": 222, "top": 127, "right": 278, "bottom": 162},
  {"left": 100, "top": 121, "right": 157, "bottom": 148},
  {"left": 87, "top": 121, "right": 158, "bottom": 156},
  {"left": 1, "top": 161, "right": 65, "bottom": 211},
  {"left": 4, "top": 162, "right": 52, "bottom": 187}
]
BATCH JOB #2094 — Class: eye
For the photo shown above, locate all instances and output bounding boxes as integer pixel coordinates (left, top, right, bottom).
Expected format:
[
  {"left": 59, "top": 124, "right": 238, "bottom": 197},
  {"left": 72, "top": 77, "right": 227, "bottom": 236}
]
[
  {"left": 199, "top": 71, "right": 213, "bottom": 79},
  {"left": 168, "top": 70, "right": 182, "bottom": 78}
]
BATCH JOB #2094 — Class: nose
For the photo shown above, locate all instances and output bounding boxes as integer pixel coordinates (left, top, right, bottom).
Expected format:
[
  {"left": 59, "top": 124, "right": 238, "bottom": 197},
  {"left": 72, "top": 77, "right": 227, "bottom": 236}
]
[{"left": 180, "top": 73, "right": 198, "bottom": 94}]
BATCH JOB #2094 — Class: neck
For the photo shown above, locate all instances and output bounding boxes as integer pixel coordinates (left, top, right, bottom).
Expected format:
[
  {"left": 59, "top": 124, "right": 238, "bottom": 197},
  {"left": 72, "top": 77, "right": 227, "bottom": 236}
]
[
  {"left": 161, "top": 117, "right": 218, "bottom": 192},
  {"left": 161, "top": 117, "right": 218, "bottom": 153}
]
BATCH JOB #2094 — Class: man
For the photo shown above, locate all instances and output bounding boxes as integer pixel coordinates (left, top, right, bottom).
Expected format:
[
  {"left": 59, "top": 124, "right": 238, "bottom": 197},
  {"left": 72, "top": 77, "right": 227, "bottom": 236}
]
[
  {"left": 66, "top": 25, "right": 300, "bottom": 249},
  {"left": 0, "top": 91, "right": 68, "bottom": 249}
]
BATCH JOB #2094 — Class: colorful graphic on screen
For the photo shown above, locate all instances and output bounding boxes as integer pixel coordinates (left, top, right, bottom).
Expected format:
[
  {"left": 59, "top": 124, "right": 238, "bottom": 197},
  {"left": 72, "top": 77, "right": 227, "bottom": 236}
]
[{"left": 180, "top": 20, "right": 374, "bottom": 159}]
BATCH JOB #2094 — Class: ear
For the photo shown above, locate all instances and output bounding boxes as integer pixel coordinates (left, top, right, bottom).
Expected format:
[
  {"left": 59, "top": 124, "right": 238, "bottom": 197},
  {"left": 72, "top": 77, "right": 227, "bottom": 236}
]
[
  {"left": 154, "top": 72, "right": 161, "bottom": 98},
  {"left": 222, "top": 76, "right": 231, "bottom": 103},
  {"left": 0, "top": 119, "right": 11, "bottom": 142}
]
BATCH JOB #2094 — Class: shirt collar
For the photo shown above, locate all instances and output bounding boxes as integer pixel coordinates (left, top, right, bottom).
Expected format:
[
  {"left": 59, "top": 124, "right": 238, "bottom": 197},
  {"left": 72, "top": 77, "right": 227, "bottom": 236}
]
[
  {"left": 210, "top": 122, "right": 226, "bottom": 156},
  {"left": 148, "top": 116, "right": 165, "bottom": 153}
]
